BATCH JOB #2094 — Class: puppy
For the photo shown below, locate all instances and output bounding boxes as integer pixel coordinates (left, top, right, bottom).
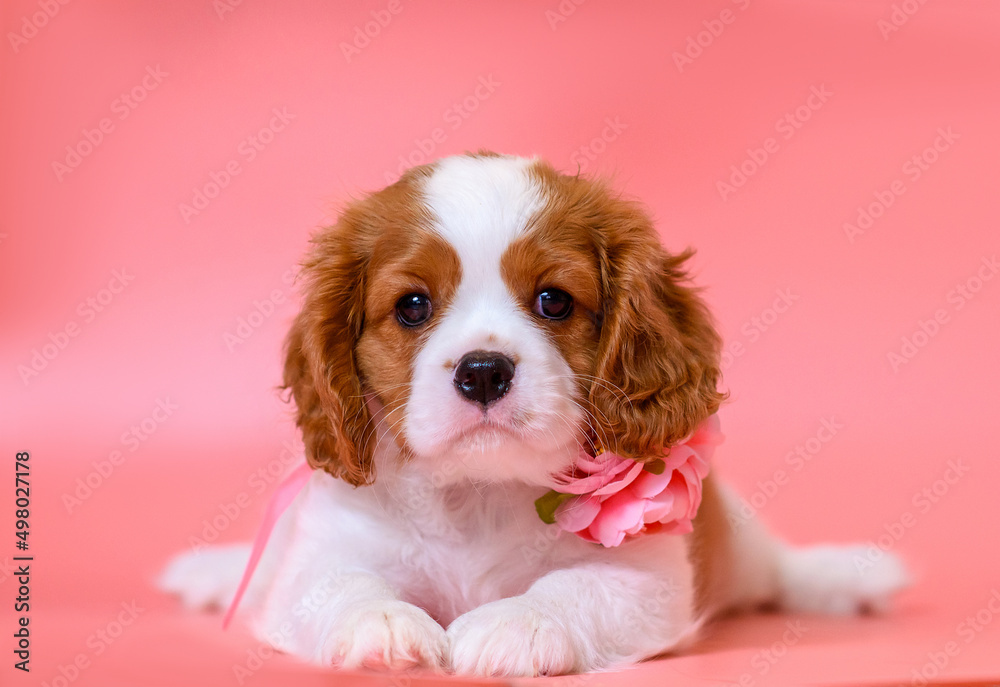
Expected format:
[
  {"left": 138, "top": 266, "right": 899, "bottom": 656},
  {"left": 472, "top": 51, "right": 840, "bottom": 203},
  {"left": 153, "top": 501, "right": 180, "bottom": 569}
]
[{"left": 161, "top": 152, "right": 907, "bottom": 677}]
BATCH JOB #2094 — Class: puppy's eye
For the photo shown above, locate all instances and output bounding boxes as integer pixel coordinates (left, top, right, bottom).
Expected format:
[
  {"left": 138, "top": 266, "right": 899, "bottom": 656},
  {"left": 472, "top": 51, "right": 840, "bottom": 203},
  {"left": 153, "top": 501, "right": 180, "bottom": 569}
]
[
  {"left": 534, "top": 289, "right": 573, "bottom": 320},
  {"left": 395, "top": 293, "right": 432, "bottom": 327}
]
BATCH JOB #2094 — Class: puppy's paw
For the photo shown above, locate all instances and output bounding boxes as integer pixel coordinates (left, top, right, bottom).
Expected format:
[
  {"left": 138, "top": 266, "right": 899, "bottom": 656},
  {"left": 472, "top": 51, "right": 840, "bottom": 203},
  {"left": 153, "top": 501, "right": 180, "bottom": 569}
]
[
  {"left": 321, "top": 600, "right": 447, "bottom": 671},
  {"left": 158, "top": 544, "right": 250, "bottom": 611},
  {"left": 778, "top": 544, "right": 910, "bottom": 615},
  {"left": 447, "top": 598, "right": 580, "bottom": 677}
]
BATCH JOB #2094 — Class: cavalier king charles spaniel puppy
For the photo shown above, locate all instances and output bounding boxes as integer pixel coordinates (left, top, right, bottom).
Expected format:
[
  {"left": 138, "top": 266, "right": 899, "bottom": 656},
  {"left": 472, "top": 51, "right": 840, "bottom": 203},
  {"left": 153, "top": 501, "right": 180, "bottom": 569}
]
[{"left": 162, "top": 152, "right": 907, "bottom": 677}]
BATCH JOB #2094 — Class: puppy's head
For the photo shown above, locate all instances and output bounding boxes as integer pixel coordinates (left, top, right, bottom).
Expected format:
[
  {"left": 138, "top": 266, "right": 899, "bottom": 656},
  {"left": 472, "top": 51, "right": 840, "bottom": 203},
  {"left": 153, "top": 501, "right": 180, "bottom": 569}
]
[{"left": 283, "top": 153, "right": 724, "bottom": 487}]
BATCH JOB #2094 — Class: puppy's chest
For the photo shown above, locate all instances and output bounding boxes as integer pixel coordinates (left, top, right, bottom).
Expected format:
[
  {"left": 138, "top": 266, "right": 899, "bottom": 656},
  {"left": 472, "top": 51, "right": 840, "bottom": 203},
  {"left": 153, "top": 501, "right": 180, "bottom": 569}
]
[
  {"left": 382, "top": 481, "right": 586, "bottom": 621},
  {"left": 391, "top": 481, "right": 555, "bottom": 562}
]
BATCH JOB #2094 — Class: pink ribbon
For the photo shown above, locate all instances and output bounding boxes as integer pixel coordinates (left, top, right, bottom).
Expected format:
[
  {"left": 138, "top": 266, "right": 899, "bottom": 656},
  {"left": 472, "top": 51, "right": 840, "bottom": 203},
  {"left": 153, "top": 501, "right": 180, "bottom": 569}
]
[{"left": 222, "top": 461, "right": 312, "bottom": 629}]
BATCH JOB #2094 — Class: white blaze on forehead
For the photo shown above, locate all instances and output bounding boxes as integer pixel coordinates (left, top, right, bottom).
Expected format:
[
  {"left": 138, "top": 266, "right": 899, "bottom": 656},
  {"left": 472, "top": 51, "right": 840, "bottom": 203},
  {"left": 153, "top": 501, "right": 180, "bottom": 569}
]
[{"left": 422, "top": 155, "right": 544, "bottom": 280}]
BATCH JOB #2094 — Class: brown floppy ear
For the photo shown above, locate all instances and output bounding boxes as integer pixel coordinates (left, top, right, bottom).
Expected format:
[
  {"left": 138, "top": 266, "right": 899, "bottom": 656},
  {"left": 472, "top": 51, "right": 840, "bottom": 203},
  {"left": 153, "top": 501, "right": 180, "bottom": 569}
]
[
  {"left": 588, "top": 211, "right": 726, "bottom": 461},
  {"left": 282, "top": 210, "right": 375, "bottom": 486}
]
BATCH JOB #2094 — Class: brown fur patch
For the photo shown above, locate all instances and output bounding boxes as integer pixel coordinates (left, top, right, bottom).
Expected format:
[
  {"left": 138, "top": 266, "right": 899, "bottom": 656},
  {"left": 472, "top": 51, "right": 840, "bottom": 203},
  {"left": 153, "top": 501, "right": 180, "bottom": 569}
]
[
  {"left": 524, "top": 159, "right": 727, "bottom": 461},
  {"left": 687, "top": 476, "right": 735, "bottom": 616},
  {"left": 500, "top": 217, "right": 603, "bottom": 431},
  {"left": 282, "top": 163, "right": 461, "bottom": 486},
  {"left": 356, "top": 226, "right": 461, "bottom": 457}
]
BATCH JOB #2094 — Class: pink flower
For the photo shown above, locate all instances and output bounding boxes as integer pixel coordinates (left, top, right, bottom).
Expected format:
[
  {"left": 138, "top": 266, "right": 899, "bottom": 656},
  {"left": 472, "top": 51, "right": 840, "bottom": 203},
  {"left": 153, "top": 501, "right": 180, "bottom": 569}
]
[{"left": 535, "top": 415, "right": 723, "bottom": 547}]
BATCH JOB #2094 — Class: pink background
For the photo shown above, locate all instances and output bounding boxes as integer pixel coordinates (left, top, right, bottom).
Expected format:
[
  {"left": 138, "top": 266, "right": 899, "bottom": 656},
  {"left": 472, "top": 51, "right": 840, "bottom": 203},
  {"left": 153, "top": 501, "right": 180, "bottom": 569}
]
[{"left": 3, "top": 1, "right": 999, "bottom": 685}]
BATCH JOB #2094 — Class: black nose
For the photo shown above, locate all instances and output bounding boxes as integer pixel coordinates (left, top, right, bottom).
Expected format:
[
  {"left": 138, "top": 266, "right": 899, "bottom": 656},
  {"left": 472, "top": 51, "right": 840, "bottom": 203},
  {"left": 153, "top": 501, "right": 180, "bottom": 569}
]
[{"left": 453, "top": 351, "right": 515, "bottom": 406}]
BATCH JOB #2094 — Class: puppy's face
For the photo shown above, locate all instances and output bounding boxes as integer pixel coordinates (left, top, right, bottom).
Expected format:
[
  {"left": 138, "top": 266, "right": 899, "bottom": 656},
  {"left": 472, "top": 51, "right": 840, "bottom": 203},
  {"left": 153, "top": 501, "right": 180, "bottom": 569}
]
[{"left": 284, "top": 153, "right": 723, "bottom": 487}]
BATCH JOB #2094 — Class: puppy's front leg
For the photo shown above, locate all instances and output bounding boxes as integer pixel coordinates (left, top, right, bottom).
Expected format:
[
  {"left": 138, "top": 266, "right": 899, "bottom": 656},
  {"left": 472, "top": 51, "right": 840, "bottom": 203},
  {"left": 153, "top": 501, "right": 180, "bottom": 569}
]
[
  {"left": 448, "top": 560, "right": 695, "bottom": 677},
  {"left": 257, "top": 570, "right": 447, "bottom": 671}
]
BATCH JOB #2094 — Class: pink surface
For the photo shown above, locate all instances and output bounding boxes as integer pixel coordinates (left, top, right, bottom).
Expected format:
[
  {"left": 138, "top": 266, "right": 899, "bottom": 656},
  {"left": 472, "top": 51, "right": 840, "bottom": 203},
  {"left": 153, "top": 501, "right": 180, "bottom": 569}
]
[{"left": 2, "top": 1, "right": 999, "bottom": 685}]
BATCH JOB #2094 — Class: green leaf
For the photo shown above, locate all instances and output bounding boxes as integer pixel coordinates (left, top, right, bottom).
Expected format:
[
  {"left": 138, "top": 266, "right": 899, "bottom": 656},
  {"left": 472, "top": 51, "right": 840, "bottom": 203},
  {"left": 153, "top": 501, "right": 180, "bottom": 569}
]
[{"left": 534, "top": 490, "right": 576, "bottom": 524}]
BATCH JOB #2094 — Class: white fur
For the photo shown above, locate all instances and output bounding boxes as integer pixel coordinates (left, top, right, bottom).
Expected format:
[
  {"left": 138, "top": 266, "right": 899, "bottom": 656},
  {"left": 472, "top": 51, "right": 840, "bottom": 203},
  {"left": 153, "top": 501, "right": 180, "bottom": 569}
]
[
  {"left": 199, "top": 459, "right": 698, "bottom": 674},
  {"left": 406, "top": 154, "right": 583, "bottom": 485},
  {"left": 160, "top": 154, "right": 909, "bottom": 676},
  {"left": 710, "top": 484, "right": 909, "bottom": 616},
  {"left": 776, "top": 544, "right": 910, "bottom": 615},
  {"left": 158, "top": 543, "right": 250, "bottom": 611}
]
